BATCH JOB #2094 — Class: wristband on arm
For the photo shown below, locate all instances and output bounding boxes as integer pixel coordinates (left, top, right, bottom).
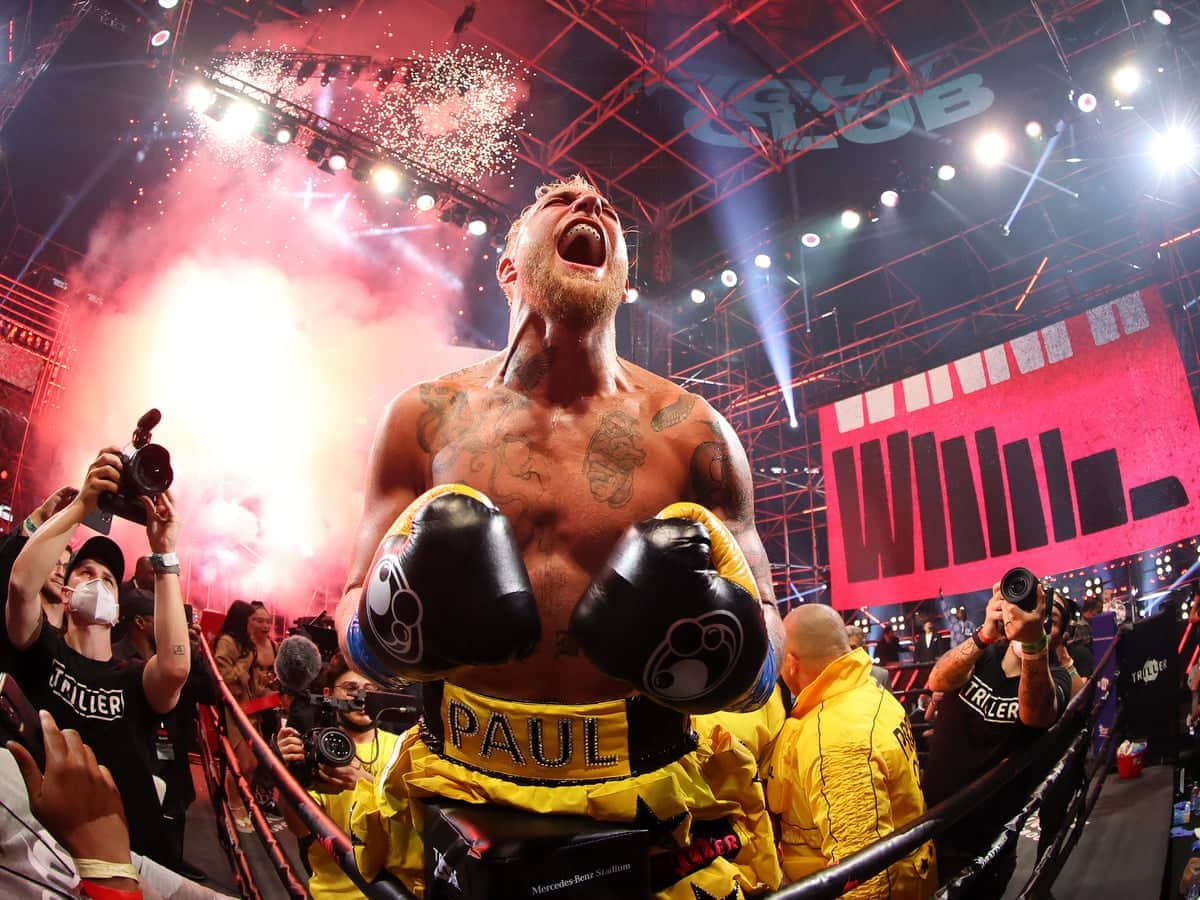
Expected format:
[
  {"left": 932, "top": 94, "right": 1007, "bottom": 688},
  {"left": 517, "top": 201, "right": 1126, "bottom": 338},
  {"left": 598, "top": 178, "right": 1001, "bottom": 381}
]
[
  {"left": 972, "top": 628, "right": 997, "bottom": 650},
  {"left": 1021, "top": 632, "right": 1050, "bottom": 657},
  {"left": 79, "top": 882, "right": 142, "bottom": 900}
]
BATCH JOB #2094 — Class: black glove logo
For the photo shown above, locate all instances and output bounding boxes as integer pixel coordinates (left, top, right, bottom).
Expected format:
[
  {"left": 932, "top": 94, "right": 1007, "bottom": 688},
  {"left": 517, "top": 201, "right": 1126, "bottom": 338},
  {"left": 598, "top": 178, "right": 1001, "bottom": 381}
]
[
  {"left": 642, "top": 611, "right": 741, "bottom": 702},
  {"left": 363, "top": 554, "right": 424, "bottom": 665}
]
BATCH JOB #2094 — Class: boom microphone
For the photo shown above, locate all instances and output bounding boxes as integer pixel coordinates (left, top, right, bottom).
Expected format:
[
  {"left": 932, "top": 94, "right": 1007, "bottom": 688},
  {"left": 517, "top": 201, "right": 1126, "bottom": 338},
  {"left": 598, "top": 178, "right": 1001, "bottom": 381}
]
[
  {"left": 136, "top": 408, "right": 162, "bottom": 432},
  {"left": 275, "top": 634, "right": 324, "bottom": 694}
]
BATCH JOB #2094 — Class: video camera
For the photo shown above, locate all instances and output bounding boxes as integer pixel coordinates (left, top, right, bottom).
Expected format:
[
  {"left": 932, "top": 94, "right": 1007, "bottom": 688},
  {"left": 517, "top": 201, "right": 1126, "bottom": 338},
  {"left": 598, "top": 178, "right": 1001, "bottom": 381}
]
[
  {"left": 84, "top": 409, "right": 174, "bottom": 534},
  {"left": 289, "top": 694, "right": 359, "bottom": 787},
  {"left": 275, "top": 634, "right": 420, "bottom": 785}
]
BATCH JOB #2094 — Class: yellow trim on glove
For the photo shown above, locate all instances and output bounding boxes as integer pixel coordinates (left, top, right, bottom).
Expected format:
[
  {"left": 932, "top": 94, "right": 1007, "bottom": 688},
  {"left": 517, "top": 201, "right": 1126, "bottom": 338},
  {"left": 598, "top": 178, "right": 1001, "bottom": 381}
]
[
  {"left": 657, "top": 502, "right": 758, "bottom": 600},
  {"left": 386, "top": 483, "right": 495, "bottom": 539}
]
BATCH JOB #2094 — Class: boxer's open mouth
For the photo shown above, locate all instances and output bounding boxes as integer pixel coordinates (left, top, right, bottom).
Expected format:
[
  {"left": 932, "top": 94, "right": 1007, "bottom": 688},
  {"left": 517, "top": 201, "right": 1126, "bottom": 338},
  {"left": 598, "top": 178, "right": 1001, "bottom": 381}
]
[{"left": 557, "top": 220, "right": 606, "bottom": 267}]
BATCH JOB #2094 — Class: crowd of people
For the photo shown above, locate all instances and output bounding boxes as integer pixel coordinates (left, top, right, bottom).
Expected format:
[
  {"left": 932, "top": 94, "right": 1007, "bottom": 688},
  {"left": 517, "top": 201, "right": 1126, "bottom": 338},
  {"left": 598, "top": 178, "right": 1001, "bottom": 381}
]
[{"left": 0, "top": 176, "right": 1110, "bottom": 900}]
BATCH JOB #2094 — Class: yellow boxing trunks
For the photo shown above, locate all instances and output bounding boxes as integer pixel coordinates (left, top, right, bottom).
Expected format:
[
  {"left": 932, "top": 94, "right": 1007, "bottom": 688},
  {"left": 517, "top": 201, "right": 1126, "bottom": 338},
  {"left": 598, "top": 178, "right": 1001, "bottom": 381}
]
[{"left": 351, "top": 682, "right": 782, "bottom": 898}]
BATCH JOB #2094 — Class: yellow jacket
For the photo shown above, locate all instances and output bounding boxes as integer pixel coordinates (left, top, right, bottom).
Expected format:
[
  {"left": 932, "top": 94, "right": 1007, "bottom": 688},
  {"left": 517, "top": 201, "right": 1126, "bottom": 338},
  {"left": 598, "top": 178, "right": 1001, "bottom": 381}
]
[
  {"left": 694, "top": 684, "right": 788, "bottom": 771},
  {"left": 307, "top": 728, "right": 403, "bottom": 899},
  {"left": 765, "top": 649, "right": 936, "bottom": 898}
]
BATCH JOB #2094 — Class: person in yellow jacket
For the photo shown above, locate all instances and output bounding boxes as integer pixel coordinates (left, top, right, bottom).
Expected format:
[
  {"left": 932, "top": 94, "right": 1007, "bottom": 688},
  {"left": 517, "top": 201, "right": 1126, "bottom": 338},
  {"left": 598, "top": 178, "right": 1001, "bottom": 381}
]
[
  {"left": 276, "top": 655, "right": 405, "bottom": 899},
  {"left": 765, "top": 604, "right": 936, "bottom": 897}
]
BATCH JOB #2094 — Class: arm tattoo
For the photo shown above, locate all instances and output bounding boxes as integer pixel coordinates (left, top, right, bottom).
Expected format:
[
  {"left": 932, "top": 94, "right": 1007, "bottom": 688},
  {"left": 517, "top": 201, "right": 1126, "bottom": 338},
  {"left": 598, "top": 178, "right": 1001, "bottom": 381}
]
[
  {"left": 172, "top": 644, "right": 186, "bottom": 656},
  {"left": 583, "top": 411, "right": 646, "bottom": 508},
  {"left": 1019, "top": 655, "right": 1058, "bottom": 726},
  {"left": 650, "top": 395, "right": 697, "bottom": 432},
  {"left": 689, "top": 439, "right": 752, "bottom": 516}
]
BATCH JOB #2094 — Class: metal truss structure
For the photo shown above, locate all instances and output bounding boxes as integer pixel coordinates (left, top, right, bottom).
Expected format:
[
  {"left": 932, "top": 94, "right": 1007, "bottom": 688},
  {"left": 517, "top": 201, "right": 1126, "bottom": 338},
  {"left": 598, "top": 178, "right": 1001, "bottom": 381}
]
[
  {"left": 0, "top": 0, "right": 92, "bottom": 132},
  {"left": 662, "top": 117, "right": 1200, "bottom": 607},
  {"left": 6, "top": 0, "right": 1198, "bottom": 605},
  {"left": 459, "top": 0, "right": 1126, "bottom": 236}
]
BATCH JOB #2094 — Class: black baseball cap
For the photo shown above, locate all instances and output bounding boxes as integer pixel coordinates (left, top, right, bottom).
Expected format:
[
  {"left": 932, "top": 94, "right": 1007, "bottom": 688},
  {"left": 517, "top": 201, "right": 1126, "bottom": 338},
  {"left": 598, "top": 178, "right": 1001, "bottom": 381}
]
[
  {"left": 118, "top": 587, "right": 155, "bottom": 622},
  {"left": 65, "top": 536, "right": 126, "bottom": 586}
]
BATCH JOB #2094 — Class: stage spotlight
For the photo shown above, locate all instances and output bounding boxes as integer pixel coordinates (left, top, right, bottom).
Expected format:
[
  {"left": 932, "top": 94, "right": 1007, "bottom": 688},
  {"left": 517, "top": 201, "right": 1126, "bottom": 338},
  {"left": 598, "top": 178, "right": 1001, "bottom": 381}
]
[
  {"left": 158, "top": 0, "right": 179, "bottom": 8},
  {"left": 1075, "top": 91, "right": 1097, "bottom": 113},
  {"left": 1112, "top": 65, "right": 1141, "bottom": 95},
  {"left": 1025, "top": 120, "right": 1043, "bottom": 138},
  {"left": 937, "top": 163, "right": 956, "bottom": 181},
  {"left": 1152, "top": 127, "right": 1196, "bottom": 171},
  {"left": 626, "top": 287, "right": 639, "bottom": 303},
  {"left": 754, "top": 253, "right": 771, "bottom": 269},
  {"left": 306, "top": 139, "right": 328, "bottom": 163},
  {"left": 880, "top": 189, "right": 899, "bottom": 208},
  {"left": 372, "top": 166, "right": 401, "bottom": 194},
  {"left": 328, "top": 153, "right": 348, "bottom": 172},
  {"left": 720, "top": 269, "right": 738, "bottom": 287},
  {"left": 467, "top": 218, "right": 488, "bottom": 236},
  {"left": 185, "top": 82, "right": 215, "bottom": 114},
  {"left": 275, "top": 126, "right": 293, "bottom": 145},
  {"left": 221, "top": 101, "right": 259, "bottom": 139},
  {"left": 973, "top": 131, "right": 1008, "bottom": 165},
  {"left": 150, "top": 29, "right": 171, "bottom": 48},
  {"left": 690, "top": 288, "right": 706, "bottom": 304},
  {"left": 320, "top": 62, "right": 341, "bottom": 87},
  {"left": 415, "top": 193, "right": 436, "bottom": 211},
  {"left": 296, "top": 60, "right": 319, "bottom": 84},
  {"left": 801, "top": 232, "right": 821, "bottom": 248},
  {"left": 1152, "top": 7, "right": 1172, "bottom": 25},
  {"left": 840, "top": 209, "right": 862, "bottom": 229}
]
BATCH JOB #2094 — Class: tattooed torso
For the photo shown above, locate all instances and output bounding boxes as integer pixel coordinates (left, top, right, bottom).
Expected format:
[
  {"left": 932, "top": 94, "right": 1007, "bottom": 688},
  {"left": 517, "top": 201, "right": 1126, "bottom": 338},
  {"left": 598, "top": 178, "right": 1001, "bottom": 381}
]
[{"left": 394, "top": 360, "right": 738, "bottom": 701}]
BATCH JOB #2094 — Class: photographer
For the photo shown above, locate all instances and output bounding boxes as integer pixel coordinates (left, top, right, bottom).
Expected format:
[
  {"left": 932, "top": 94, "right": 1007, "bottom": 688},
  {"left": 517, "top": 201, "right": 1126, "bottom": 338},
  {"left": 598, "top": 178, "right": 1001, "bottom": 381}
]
[
  {"left": 274, "top": 654, "right": 402, "bottom": 900},
  {"left": 923, "top": 577, "right": 1070, "bottom": 898},
  {"left": 4, "top": 447, "right": 189, "bottom": 865}
]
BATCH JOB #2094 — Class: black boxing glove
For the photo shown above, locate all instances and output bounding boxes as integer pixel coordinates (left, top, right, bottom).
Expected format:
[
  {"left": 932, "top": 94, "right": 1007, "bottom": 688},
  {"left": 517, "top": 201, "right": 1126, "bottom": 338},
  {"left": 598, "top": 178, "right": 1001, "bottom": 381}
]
[
  {"left": 570, "top": 502, "right": 777, "bottom": 715},
  {"left": 344, "top": 484, "right": 540, "bottom": 686}
]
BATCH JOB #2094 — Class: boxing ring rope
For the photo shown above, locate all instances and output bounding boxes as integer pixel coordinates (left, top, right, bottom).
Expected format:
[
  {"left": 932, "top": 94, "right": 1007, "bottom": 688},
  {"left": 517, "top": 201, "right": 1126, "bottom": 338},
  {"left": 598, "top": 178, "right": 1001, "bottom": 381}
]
[
  {"left": 194, "top": 619, "right": 1124, "bottom": 899},
  {"left": 771, "top": 634, "right": 1123, "bottom": 899},
  {"left": 196, "top": 633, "right": 416, "bottom": 900},
  {"left": 194, "top": 702, "right": 267, "bottom": 900}
]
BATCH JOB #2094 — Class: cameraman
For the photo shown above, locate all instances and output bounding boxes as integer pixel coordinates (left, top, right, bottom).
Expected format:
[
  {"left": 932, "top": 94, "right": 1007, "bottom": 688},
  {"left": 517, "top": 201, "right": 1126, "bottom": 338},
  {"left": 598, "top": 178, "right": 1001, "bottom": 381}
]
[
  {"left": 275, "top": 654, "right": 402, "bottom": 899},
  {"left": 923, "top": 578, "right": 1070, "bottom": 898},
  {"left": 4, "top": 448, "right": 189, "bottom": 865}
]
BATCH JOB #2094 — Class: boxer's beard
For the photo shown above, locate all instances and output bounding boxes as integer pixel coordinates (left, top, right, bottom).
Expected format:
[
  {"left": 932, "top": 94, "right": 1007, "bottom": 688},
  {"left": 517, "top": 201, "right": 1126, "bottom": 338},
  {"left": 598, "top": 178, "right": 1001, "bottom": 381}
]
[{"left": 523, "top": 241, "right": 625, "bottom": 329}]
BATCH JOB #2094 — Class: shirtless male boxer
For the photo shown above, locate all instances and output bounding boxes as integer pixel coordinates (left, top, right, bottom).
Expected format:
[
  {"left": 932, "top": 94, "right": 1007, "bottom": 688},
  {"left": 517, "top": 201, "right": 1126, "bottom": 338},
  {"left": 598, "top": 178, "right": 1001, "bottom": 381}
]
[{"left": 337, "top": 175, "right": 785, "bottom": 898}]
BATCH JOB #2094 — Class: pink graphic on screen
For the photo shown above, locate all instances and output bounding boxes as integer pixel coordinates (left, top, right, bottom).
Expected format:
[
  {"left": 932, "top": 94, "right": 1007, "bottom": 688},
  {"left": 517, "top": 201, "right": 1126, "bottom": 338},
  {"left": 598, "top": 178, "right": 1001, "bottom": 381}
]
[{"left": 819, "top": 287, "right": 1200, "bottom": 609}]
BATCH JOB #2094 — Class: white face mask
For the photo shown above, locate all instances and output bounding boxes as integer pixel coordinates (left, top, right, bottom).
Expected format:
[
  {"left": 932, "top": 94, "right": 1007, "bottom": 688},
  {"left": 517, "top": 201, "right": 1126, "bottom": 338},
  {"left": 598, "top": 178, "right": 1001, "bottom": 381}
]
[{"left": 68, "top": 578, "right": 118, "bottom": 626}]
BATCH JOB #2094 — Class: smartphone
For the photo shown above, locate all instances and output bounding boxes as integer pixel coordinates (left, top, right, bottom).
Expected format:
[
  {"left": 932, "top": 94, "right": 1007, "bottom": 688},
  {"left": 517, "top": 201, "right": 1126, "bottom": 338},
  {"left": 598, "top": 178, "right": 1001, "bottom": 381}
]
[
  {"left": 183, "top": 604, "right": 195, "bottom": 626},
  {"left": 0, "top": 673, "right": 45, "bottom": 770}
]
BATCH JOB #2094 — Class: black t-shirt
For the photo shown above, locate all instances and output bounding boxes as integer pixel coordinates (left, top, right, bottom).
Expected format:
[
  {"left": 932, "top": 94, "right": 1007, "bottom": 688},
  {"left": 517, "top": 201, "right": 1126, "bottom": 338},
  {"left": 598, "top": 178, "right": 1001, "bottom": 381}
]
[
  {"left": 12, "top": 626, "right": 167, "bottom": 861},
  {"left": 924, "top": 644, "right": 1071, "bottom": 852},
  {"left": 1066, "top": 641, "right": 1095, "bottom": 677}
]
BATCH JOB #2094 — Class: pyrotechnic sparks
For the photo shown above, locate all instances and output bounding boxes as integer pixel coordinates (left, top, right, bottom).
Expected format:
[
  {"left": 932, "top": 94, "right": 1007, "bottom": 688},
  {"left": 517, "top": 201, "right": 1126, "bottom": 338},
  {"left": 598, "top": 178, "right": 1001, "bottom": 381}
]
[
  {"left": 185, "top": 45, "right": 527, "bottom": 187},
  {"left": 352, "top": 45, "right": 527, "bottom": 184}
]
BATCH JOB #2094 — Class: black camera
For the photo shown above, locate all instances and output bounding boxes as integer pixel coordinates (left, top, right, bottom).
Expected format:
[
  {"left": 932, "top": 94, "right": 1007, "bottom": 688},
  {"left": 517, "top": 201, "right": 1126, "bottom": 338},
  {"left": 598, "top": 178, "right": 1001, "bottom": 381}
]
[
  {"left": 999, "top": 567, "right": 1042, "bottom": 612},
  {"left": 99, "top": 409, "right": 174, "bottom": 526},
  {"left": 290, "top": 694, "right": 359, "bottom": 787}
]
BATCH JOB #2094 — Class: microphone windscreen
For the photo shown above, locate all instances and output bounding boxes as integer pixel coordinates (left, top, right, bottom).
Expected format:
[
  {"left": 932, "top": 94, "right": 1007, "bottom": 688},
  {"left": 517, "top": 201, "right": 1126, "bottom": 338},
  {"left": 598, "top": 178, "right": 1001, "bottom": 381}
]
[{"left": 274, "top": 634, "right": 323, "bottom": 693}]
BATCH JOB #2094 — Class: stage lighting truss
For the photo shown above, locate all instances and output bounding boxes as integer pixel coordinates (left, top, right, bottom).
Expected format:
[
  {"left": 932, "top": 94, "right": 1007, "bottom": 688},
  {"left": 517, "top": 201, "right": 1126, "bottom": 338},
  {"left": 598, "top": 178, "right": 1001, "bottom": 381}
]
[
  {"left": 1154, "top": 550, "right": 1173, "bottom": 581},
  {"left": 184, "top": 59, "right": 508, "bottom": 231}
]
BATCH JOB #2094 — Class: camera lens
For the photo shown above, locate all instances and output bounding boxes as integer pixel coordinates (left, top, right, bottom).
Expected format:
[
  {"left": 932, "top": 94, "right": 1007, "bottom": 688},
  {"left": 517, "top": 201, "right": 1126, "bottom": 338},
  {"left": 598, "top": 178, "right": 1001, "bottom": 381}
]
[
  {"left": 315, "top": 727, "right": 355, "bottom": 766},
  {"left": 129, "top": 444, "right": 173, "bottom": 495},
  {"left": 1000, "top": 567, "right": 1040, "bottom": 612}
]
